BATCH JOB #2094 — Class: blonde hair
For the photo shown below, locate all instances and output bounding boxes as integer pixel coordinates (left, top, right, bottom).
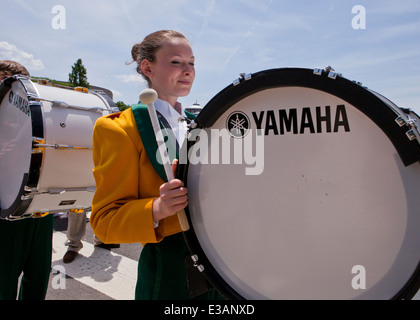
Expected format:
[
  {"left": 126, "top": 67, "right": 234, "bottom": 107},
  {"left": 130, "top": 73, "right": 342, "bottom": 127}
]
[{"left": 131, "top": 30, "right": 188, "bottom": 86}]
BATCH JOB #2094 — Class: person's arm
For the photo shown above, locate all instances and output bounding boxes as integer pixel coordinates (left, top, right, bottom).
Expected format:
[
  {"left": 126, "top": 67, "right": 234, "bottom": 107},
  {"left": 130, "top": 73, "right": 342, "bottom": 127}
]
[{"left": 90, "top": 111, "right": 162, "bottom": 244}]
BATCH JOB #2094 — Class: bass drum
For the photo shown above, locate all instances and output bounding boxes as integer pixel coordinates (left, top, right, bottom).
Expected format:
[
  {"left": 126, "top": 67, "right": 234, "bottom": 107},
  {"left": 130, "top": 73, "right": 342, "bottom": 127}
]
[
  {"left": 178, "top": 68, "right": 420, "bottom": 300},
  {"left": 0, "top": 76, "right": 114, "bottom": 219}
]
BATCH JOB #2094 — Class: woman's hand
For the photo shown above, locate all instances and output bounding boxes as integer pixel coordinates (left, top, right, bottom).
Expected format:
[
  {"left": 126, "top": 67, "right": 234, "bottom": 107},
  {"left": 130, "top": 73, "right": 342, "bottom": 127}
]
[{"left": 152, "top": 160, "right": 188, "bottom": 222}]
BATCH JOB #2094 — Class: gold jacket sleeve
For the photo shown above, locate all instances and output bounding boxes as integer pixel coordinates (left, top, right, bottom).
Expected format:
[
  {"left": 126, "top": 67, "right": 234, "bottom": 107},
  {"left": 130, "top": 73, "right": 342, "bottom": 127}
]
[{"left": 90, "top": 108, "right": 182, "bottom": 245}]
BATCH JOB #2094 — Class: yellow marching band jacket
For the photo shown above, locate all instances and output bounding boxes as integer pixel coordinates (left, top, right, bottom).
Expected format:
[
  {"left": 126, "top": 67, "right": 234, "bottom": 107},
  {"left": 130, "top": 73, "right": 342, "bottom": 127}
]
[{"left": 90, "top": 105, "right": 185, "bottom": 246}]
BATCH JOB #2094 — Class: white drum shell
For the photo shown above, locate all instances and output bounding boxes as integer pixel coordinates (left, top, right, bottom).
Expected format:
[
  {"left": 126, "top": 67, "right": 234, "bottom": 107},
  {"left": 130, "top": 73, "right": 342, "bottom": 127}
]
[
  {"left": 33, "top": 84, "right": 105, "bottom": 191},
  {"left": 185, "top": 85, "right": 420, "bottom": 299},
  {"left": 0, "top": 78, "right": 112, "bottom": 217}
]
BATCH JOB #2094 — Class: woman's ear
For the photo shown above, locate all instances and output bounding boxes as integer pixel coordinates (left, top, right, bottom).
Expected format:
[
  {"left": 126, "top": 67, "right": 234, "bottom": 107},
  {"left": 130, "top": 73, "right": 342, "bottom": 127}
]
[{"left": 140, "top": 59, "right": 152, "bottom": 77}]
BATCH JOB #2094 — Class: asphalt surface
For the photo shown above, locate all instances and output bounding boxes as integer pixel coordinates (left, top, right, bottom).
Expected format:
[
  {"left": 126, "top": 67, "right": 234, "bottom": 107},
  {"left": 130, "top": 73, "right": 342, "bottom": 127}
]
[
  {"left": 45, "top": 213, "right": 142, "bottom": 300},
  {"left": 44, "top": 213, "right": 420, "bottom": 301}
]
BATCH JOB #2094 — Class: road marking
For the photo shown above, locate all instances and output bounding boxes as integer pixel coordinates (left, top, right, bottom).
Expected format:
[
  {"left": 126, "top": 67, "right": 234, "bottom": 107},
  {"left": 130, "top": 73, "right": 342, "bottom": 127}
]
[{"left": 51, "top": 231, "right": 138, "bottom": 300}]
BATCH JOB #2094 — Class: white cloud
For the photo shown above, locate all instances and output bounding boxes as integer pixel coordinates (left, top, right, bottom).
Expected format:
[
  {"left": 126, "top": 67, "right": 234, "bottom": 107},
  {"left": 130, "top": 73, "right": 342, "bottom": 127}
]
[
  {"left": 0, "top": 41, "right": 45, "bottom": 71},
  {"left": 115, "top": 74, "right": 147, "bottom": 85},
  {"left": 111, "top": 89, "right": 122, "bottom": 99}
]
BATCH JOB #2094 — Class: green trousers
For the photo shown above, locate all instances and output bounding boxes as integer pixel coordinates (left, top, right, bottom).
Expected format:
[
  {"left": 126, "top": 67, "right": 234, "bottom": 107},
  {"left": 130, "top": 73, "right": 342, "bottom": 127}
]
[
  {"left": 0, "top": 215, "right": 54, "bottom": 300},
  {"left": 135, "top": 232, "right": 225, "bottom": 300}
]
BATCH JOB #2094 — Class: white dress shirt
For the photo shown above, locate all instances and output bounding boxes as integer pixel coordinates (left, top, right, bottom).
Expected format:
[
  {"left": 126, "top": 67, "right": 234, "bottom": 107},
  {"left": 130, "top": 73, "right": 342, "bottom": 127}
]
[
  {"left": 152, "top": 99, "right": 188, "bottom": 228},
  {"left": 154, "top": 98, "right": 188, "bottom": 148}
]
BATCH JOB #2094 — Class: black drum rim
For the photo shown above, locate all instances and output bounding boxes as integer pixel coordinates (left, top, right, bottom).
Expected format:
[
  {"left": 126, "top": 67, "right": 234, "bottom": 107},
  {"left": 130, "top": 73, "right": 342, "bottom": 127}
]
[{"left": 178, "top": 67, "right": 420, "bottom": 300}]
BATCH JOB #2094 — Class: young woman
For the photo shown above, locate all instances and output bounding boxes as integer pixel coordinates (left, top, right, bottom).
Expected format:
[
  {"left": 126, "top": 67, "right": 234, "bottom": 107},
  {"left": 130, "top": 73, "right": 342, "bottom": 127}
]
[{"left": 90, "top": 30, "right": 223, "bottom": 300}]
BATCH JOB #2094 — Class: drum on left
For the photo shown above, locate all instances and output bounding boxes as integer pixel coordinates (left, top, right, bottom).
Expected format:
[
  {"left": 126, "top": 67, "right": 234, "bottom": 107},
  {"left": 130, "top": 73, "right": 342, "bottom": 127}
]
[{"left": 0, "top": 76, "right": 116, "bottom": 220}]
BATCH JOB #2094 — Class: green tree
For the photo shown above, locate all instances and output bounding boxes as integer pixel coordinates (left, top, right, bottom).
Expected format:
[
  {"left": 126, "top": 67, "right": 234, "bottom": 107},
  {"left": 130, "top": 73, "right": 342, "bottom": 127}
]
[
  {"left": 68, "top": 58, "right": 89, "bottom": 88},
  {"left": 116, "top": 101, "right": 130, "bottom": 111}
]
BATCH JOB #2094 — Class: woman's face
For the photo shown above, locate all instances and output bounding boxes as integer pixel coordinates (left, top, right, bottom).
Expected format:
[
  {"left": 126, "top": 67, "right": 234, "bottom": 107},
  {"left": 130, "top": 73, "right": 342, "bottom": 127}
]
[{"left": 143, "top": 38, "right": 195, "bottom": 107}]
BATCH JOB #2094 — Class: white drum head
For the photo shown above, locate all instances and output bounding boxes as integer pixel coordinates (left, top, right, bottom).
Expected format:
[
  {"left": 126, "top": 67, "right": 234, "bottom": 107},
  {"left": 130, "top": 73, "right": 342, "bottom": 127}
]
[
  {"left": 179, "top": 68, "right": 420, "bottom": 300},
  {"left": 0, "top": 78, "right": 32, "bottom": 212}
]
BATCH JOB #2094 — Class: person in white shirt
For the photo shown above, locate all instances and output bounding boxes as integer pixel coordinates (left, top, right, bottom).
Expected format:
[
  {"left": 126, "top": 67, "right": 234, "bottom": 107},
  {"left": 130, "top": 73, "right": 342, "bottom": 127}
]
[{"left": 90, "top": 30, "right": 224, "bottom": 300}]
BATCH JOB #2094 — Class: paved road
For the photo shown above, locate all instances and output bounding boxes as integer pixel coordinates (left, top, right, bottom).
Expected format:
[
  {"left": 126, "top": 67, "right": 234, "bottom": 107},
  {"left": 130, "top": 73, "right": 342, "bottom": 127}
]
[
  {"left": 45, "top": 213, "right": 420, "bottom": 301},
  {"left": 46, "top": 213, "right": 141, "bottom": 300}
]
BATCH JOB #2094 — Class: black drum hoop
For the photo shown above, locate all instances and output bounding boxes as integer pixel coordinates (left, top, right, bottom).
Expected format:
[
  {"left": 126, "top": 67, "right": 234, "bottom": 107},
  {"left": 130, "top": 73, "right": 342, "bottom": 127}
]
[
  {"left": 178, "top": 67, "right": 420, "bottom": 300},
  {"left": 196, "top": 68, "right": 420, "bottom": 166}
]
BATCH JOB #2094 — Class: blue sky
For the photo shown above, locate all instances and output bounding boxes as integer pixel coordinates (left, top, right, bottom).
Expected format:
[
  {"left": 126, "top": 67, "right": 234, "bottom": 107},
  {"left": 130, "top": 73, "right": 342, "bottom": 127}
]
[{"left": 1, "top": 0, "right": 419, "bottom": 114}]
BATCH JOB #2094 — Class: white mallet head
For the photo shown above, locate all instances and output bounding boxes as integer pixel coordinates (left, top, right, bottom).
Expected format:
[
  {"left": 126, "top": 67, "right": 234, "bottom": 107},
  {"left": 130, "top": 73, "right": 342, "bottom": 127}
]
[{"left": 139, "top": 89, "right": 158, "bottom": 105}]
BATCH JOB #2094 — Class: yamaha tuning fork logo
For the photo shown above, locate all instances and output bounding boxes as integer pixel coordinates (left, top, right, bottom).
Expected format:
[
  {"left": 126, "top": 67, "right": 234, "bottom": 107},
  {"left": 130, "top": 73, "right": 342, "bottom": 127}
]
[{"left": 226, "top": 111, "right": 250, "bottom": 138}]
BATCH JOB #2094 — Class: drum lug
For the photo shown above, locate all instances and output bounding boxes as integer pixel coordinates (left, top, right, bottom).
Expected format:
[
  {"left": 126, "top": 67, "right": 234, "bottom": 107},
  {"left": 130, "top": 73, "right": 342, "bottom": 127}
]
[
  {"left": 406, "top": 129, "right": 417, "bottom": 141},
  {"left": 21, "top": 194, "right": 34, "bottom": 201},
  {"left": 243, "top": 73, "right": 252, "bottom": 81},
  {"left": 352, "top": 80, "right": 364, "bottom": 87},
  {"left": 233, "top": 73, "right": 252, "bottom": 86},
  {"left": 32, "top": 137, "right": 45, "bottom": 153},
  {"left": 24, "top": 186, "right": 36, "bottom": 192},
  {"left": 395, "top": 116, "right": 407, "bottom": 127},
  {"left": 395, "top": 116, "right": 419, "bottom": 141},
  {"left": 326, "top": 66, "right": 342, "bottom": 79},
  {"left": 27, "top": 93, "right": 40, "bottom": 101},
  {"left": 328, "top": 71, "right": 341, "bottom": 80},
  {"left": 21, "top": 186, "right": 37, "bottom": 200},
  {"left": 406, "top": 117, "right": 417, "bottom": 129},
  {"left": 313, "top": 66, "right": 342, "bottom": 79},
  {"left": 191, "top": 254, "right": 205, "bottom": 272},
  {"left": 313, "top": 68, "right": 323, "bottom": 76}
]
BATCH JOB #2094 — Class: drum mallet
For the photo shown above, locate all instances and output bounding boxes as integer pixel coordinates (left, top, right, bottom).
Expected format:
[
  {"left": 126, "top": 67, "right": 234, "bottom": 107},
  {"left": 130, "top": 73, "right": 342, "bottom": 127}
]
[{"left": 139, "top": 88, "right": 190, "bottom": 232}]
